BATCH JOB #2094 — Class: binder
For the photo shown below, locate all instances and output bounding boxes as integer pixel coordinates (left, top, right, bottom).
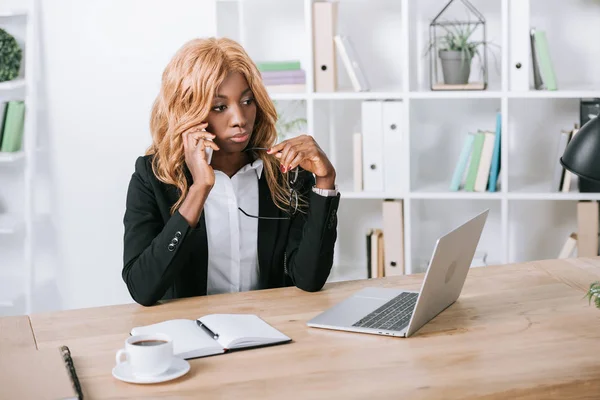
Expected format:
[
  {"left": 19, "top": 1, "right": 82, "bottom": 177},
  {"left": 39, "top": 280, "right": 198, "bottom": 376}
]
[
  {"left": 382, "top": 101, "right": 403, "bottom": 193},
  {"left": 361, "top": 100, "right": 385, "bottom": 192},
  {"left": 509, "top": 0, "right": 530, "bottom": 91},
  {"left": 382, "top": 200, "right": 405, "bottom": 276},
  {"left": 313, "top": 1, "right": 338, "bottom": 92},
  {"left": 577, "top": 201, "right": 599, "bottom": 257}
]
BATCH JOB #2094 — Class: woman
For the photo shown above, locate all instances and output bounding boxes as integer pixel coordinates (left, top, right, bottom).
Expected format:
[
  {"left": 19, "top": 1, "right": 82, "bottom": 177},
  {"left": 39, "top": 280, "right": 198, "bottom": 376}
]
[{"left": 122, "top": 37, "right": 340, "bottom": 306}]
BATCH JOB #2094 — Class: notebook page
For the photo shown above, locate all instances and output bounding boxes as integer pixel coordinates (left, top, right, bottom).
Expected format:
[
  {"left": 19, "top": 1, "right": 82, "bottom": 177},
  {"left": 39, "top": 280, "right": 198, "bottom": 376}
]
[
  {"left": 198, "top": 314, "right": 291, "bottom": 350},
  {"left": 131, "top": 319, "right": 224, "bottom": 359}
]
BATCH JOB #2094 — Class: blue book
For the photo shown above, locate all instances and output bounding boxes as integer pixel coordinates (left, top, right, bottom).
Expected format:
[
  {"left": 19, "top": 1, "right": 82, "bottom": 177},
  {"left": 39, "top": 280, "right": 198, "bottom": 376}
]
[
  {"left": 449, "top": 133, "right": 475, "bottom": 191},
  {"left": 488, "top": 112, "right": 502, "bottom": 192}
]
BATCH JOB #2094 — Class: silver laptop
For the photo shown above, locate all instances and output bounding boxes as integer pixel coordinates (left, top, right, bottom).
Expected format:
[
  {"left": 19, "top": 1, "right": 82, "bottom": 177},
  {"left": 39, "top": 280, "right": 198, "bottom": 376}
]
[{"left": 307, "top": 209, "right": 489, "bottom": 338}]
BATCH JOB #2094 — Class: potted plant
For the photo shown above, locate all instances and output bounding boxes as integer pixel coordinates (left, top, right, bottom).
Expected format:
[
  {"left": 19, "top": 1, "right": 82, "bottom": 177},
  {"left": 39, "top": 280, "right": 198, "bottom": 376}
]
[
  {"left": 587, "top": 282, "right": 600, "bottom": 309},
  {"left": 0, "top": 28, "right": 22, "bottom": 82},
  {"left": 273, "top": 100, "right": 307, "bottom": 142},
  {"left": 436, "top": 24, "right": 483, "bottom": 85}
]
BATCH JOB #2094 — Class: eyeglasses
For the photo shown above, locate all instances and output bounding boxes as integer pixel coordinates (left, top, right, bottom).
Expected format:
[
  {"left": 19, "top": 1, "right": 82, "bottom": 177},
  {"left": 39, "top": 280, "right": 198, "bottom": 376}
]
[{"left": 237, "top": 147, "right": 300, "bottom": 220}]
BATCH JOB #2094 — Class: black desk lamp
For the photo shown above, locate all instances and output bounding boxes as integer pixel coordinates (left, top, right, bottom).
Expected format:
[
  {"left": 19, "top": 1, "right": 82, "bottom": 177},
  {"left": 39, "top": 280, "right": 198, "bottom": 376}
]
[{"left": 560, "top": 116, "right": 600, "bottom": 193}]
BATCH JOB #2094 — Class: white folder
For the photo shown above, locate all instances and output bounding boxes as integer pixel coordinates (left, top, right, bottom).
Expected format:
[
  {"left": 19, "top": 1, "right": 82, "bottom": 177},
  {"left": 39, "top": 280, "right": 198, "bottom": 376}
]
[
  {"left": 509, "top": 0, "right": 530, "bottom": 91},
  {"left": 313, "top": 2, "right": 338, "bottom": 92},
  {"left": 361, "top": 100, "right": 384, "bottom": 192},
  {"left": 382, "top": 200, "right": 405, "bottom": 276},
  {"left": 382, "top": 101, "right": 403, "bottom": 193}
]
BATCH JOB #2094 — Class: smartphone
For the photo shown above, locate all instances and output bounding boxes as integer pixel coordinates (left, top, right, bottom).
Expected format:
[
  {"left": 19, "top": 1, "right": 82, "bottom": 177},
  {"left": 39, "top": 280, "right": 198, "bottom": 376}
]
[
  {"left": 201, "top": 127, "right": 213, "bottom": 164},
  {"left": 205, "top": 145, "right": 213, "bottom": 165}
]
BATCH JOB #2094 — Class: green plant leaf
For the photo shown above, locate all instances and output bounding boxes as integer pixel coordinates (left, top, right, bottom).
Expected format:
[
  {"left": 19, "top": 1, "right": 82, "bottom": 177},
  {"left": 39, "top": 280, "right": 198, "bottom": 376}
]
[{"left": 586, "top": 281, "right": 600, "bottom": 309}]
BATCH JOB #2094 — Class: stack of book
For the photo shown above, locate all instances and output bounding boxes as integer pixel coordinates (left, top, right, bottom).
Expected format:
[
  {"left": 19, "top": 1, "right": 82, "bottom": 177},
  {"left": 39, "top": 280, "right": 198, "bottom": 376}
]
[
  {"left": 0, "top": 100, "right": 25, "bottom": 153},
  {"left": 449, "top": 112, "right": 502, "bottom": 192},
  {"left": 256, "top": 60, "right": 306, "bottom": 93}
]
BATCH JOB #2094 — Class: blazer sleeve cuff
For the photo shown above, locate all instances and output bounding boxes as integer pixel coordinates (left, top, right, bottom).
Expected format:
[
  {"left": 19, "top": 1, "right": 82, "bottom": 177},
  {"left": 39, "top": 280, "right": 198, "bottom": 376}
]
[{"left": 307, "top": 191, "right": 340, "bottom": 231}]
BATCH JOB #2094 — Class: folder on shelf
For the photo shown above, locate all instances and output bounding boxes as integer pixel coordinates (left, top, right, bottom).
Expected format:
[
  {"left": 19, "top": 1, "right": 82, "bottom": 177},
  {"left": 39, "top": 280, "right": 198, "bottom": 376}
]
[
  {"left": 551, "top": 129, "right": 572, "bottom": 192},
  {"left": 509, "top": 0, "right": 530, "bottom": 91},
  {"left": 561, "top": 126, "right": 579, "bottom": 193},
  {"left": 558, "top": 232, "right": 578, "bottom": 259},
  {"left": 313, "top": 1, "right": 338, "bottom": 92},
  {"left": 353, "top": 132, "right": 363, "bottom": 192},
  {"left": 474, "top": 131, "right": 495, "bottom": 192},
  {"left": 334, "top": 34, "right": 370, "bottom": 92},
  {"left": 382, "top": 200, "right": 405, "bottom": 276},
  {"left": 530, "top": 28, "right": 544, "bottom": 90},
  {"left": 488, "top": 112, "right": 502, "bottom": 192},
  {"left": 370, "top": 229, "right": 384, "bottom": 279},
  {"left": 0, "top": 101, "right": 8, "bottom": 147},
  {"left": 464, "top": 132, "right": 485, "bottom": 192},
  {"left": 382, "top": 100, "right": 403, "bottom": 193},
  {"left": 361, "top": 100, "right": 385, "bottom": 192},
  {"left": 0, "top": 101, "right": 25, "bottom": 153},
  {"left": 577, "top": 201, "right": 599, "bottom": 257},
  {"left": 532, "top": 30, "right": 557, "bottom": 91},
  {"left": 450, "top": 133, "right": 475, "bottom": 192}
]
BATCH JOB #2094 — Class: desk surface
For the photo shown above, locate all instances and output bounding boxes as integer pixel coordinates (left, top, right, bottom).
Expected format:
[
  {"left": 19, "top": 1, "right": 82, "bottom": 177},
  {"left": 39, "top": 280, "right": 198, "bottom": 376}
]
[
  {"left": 0, "top": 315, "right": 36, "bottom": 352},
  {"left": 25, "top": 258, "right": 600, "bottom": 399}
]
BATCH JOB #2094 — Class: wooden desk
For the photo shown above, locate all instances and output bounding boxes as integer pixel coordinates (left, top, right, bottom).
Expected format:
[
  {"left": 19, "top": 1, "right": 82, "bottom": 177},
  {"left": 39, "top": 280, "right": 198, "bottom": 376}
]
[
  {"left": 24, "top": 258, "right": 600, "bottom": 399},
  {"left": 0, "top": 315, "right": 36, "bottom": 352}
]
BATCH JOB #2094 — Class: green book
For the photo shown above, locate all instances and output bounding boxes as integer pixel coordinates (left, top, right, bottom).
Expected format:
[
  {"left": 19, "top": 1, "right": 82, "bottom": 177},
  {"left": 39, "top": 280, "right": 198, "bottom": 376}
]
[
  {"left": 464, "top": 132, "right": 485, "bottom": 192},
  {"left": 0, "top": 101, "right": 25, "bottom": 153},
  {"left": 255, "top": 60, "right": 301, "bottom": 72},
  {"left": 533, "top": 30, "right": 557, "bottom": 91}
]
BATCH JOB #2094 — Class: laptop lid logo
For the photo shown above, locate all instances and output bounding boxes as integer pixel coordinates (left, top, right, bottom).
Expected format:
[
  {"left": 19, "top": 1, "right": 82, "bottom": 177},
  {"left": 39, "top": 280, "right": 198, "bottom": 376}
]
[{"left": 445, "top": 260, "right": 458, "bottom": 284}]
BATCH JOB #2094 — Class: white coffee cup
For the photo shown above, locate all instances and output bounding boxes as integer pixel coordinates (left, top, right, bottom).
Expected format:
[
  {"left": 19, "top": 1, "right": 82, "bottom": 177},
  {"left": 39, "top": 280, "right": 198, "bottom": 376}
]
[{"left": 115, "top": 333, "right": 173, "bottom": 377}]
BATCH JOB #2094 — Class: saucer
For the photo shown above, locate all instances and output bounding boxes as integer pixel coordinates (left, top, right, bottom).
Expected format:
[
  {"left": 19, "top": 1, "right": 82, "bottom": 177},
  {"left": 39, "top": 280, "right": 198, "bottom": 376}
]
[{"left": 112, "top": 357, "right": 190, "bottom": 384}]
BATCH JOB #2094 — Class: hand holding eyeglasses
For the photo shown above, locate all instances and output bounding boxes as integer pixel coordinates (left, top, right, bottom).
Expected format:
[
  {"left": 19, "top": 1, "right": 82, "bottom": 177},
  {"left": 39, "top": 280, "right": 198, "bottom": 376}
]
[{"left": 266, "top": 134, "right": 336, "bottom": 189}]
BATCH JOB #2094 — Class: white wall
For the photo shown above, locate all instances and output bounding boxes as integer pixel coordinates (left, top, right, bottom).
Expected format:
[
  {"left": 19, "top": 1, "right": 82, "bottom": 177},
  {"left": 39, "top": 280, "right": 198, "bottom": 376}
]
[{"left": 33, "top": 0, "right": 217, "bottom": 311}]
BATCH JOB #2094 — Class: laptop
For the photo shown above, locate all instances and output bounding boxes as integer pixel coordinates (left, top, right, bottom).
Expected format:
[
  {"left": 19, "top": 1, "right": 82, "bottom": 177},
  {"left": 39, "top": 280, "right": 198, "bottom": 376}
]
[{"left": 307, "top": 209, "right": 489, "bottom": 338}]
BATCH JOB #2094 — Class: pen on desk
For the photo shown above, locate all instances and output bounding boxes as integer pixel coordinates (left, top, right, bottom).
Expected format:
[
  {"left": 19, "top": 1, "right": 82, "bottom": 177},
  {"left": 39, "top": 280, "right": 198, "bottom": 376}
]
[{"left": 196, "top": 320, "right": 219, "bottom": 340}]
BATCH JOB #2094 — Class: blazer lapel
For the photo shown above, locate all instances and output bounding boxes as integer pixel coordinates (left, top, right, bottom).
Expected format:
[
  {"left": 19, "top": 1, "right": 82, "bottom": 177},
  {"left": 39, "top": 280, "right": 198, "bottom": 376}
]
[{"left": 257, "top": 173, "right": 280, "bottom": 288}]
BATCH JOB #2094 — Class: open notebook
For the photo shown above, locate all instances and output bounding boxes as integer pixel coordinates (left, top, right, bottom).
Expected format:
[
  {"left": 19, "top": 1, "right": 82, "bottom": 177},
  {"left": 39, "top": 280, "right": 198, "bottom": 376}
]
[{"left": 131, "top": 314, "right": 291, "bottom": 359}]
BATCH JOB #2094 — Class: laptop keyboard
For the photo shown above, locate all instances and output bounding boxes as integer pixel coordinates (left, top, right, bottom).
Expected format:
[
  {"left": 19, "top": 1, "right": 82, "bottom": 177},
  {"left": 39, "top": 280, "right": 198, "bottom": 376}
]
[{"left": 352, "top": 292, "right": 418, "bottom": 332}]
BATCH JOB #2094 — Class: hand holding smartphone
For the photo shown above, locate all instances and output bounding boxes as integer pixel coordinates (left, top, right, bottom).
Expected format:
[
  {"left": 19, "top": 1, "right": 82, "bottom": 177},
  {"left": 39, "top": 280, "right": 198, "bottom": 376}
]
[{"left": 201, "top": 128, "right": 213, "bottom": 164}]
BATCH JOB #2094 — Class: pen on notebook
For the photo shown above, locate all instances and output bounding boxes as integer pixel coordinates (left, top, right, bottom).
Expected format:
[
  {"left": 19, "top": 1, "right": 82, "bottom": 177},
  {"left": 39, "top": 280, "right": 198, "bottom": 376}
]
[{"left": 196, "top": 320, "right": 219, "bottom": 340}]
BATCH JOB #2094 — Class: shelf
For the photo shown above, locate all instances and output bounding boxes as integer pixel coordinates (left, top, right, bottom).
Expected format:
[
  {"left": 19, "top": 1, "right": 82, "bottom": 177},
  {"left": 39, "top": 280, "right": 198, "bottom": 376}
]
[
  {"left": 507, "top": 182, "right": 600, "bottom": 201},
  {"left": 312, "top": 89, "right": 404, "bottom": 100},
  {"left": 409, "top": 90, "right": 503, "bottom": 99},
  {"left": 410, "top": 185, "right": 503, "bottom": 200},
  {"left": 0, "top": 151, "right": 25, "bottom": 163},
  {"left": 340, "top": 191, "right": 405, "bottom": 200},
  {"left": 269, "top": 92, "right": 308, "bottom": 101},
  {"left": 0, "top": 78, "right": 25, "bottom": 92},
  {"left": 0, "top": 10, "right": 27, "bottom": 18},
  {"left": 508, "top": 88, "right": 600, "bottom": 99}
]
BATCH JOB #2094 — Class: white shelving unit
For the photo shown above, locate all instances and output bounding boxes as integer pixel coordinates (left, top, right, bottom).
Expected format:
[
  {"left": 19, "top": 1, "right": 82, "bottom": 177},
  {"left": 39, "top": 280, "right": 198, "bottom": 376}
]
[
  {"left": 216, "top": 0, "right": 600, "bottom": 281},
  {"left": 0, "top": 0, "right": 38, "bottom": 316}
]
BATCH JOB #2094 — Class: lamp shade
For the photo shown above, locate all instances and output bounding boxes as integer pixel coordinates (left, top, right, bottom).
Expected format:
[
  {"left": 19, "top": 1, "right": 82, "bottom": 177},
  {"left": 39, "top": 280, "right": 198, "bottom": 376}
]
[{"left": 560, "top": 116, "right": 600, "bottom": 183}]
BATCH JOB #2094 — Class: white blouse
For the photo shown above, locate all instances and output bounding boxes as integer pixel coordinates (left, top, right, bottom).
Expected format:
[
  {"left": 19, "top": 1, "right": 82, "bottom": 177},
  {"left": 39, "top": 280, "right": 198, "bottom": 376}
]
[{"left": 204, "top": 159, "right": 263, "bottom": 295}]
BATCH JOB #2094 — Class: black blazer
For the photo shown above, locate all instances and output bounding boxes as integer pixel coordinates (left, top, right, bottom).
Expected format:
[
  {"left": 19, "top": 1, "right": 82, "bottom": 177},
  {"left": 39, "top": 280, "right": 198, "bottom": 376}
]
[{"left": 122, "top": 155, "right": 340, "bottom": 306}]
